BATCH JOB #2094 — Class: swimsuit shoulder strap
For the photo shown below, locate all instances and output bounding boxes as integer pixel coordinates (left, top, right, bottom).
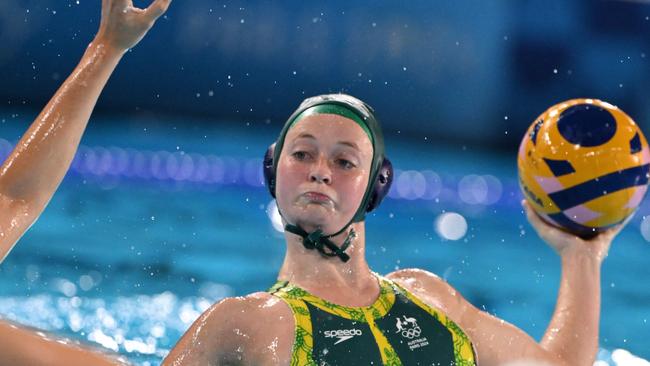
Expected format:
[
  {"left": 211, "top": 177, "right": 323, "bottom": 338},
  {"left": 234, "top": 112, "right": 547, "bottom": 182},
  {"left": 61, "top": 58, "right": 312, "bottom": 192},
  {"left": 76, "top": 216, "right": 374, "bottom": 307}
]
[
  {"left": 269, "top": 278, "right": 401, "bottom": 366},
  {"left": 380, "top": 275, "right": 478, "bottom": 364},
  {"left": 268, "top": 281, "right": 317, "bottom": 366}
]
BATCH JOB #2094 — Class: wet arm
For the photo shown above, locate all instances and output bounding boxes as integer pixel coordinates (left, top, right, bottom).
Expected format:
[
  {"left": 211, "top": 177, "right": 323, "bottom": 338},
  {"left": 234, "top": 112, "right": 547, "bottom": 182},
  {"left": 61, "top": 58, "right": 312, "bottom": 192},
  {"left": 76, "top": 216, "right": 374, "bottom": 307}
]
[
  {"left": 0, "top": 320, "right": 127, "bottom": 366},
  {"left": 455, "top": 252, "right": 602, "bottom": 366},
  {"left": 524, "top": 199, "right": 617, "bottom": 366},
  {"left": 538, "top": 249, "right": 601, "bottom": 365},
  {"left": 0, "top": 0, "right": 171, "bottom": 262},
  {"left": 463, "top": 214, "right": 612, "bottom": 365},
  {"left": 389, "top": 269, "right": 570, "bottom": 365},
  {"left": 0, "top": 41, "right": 123, "bottom": 261}
]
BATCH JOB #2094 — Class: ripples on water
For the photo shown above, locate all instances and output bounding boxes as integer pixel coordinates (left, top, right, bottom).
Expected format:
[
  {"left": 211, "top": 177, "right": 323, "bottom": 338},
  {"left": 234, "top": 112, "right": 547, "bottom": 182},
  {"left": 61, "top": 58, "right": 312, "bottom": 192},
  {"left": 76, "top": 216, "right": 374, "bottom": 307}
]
[{"left": 0, "top": 292, "right": 222, "bottom": 365}]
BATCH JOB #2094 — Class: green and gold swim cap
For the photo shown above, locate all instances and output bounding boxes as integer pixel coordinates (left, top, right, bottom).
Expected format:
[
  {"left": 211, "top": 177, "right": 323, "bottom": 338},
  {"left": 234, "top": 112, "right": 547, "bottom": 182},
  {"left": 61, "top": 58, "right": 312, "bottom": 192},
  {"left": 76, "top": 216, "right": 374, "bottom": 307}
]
[{"left": 272, "top": 94, "right": 386, "bottom": 224}]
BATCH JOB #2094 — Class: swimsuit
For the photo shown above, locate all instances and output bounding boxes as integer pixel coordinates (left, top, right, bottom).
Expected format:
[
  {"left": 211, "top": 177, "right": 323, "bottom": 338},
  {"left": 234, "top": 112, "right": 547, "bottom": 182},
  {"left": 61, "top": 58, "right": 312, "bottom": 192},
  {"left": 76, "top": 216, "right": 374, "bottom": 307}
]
[{"left": 268, "top": 275, "right": 477, "bottom": 365}]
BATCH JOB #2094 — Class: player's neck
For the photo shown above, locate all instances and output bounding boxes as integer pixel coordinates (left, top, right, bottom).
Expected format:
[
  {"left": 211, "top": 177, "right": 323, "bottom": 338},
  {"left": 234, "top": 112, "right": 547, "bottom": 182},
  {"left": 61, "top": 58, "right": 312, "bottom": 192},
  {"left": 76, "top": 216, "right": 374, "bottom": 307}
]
[{"left": 278, "top": 223, "right": 380, "bottom": 306}]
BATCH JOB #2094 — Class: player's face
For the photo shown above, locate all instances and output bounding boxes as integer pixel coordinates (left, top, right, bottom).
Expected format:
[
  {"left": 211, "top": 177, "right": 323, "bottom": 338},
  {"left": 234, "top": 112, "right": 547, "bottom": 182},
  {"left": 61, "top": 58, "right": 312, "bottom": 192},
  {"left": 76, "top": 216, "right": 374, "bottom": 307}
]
[{"left": 276, "top": 113, "right": 373, "bottom": 234}]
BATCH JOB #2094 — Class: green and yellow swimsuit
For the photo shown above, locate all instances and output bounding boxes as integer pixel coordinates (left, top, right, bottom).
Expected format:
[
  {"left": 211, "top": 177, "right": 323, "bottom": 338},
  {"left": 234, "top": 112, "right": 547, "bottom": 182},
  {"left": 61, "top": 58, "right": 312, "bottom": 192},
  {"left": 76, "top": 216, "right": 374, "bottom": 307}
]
[{"left": 268, "top": 275, "right": 477, "bottom": 366}]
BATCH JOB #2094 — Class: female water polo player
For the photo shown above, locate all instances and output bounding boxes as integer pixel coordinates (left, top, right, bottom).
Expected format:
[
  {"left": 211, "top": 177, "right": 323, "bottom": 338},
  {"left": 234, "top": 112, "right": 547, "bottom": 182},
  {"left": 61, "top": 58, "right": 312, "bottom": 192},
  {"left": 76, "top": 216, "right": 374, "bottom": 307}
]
[
  {"left": 0, "top": 0, "right": 170, "bottom": 364},
  {"left": 163, "top": 94, "right": 623, "bottom": 366}
]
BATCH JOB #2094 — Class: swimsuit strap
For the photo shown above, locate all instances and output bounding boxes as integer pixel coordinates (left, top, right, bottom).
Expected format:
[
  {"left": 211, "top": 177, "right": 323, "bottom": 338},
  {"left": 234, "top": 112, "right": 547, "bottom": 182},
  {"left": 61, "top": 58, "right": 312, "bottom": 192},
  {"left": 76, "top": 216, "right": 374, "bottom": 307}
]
[
  {"left": 269, "top": 281, "right": 317, "bottom": 366},
  {"left": 384, "top": 277, "right": 478, "bottom": 365},
  {"left": 268, "top": 274, "right": 477, "bottom": 366},
  {"left": 269, "top": 276, "right": 399, "bottom": 365}
]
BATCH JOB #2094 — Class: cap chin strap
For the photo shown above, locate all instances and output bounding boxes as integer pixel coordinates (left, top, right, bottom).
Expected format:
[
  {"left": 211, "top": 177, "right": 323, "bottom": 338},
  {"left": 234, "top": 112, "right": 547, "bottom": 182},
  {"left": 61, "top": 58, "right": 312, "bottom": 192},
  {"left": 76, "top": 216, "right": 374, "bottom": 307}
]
[{"left": 283, "top": 221, "right": 357, "bottom": 263}]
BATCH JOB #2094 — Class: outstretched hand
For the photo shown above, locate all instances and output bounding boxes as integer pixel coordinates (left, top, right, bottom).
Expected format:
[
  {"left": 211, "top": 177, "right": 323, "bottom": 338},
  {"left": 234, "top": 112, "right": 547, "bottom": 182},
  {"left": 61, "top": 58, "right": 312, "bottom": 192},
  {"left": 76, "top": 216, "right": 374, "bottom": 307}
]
[
  {"left": 94, "top": 0, "right": 172, "bottom": 52},
  {"left": 522, "top": 200, "right": 625, "bottom": 263}
]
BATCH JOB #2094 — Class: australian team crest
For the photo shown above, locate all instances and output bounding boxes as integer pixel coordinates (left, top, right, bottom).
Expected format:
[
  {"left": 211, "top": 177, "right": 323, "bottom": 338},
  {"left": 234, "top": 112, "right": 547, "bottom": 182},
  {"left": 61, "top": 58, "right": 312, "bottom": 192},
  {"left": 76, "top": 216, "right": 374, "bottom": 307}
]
[{"left": 395, "top": 315, "right": 429, "bottom": 350}]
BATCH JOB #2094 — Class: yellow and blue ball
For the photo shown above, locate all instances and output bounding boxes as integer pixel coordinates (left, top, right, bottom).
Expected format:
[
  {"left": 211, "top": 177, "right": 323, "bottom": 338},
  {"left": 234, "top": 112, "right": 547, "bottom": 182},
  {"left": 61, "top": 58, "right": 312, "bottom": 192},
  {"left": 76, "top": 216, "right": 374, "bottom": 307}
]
[{"left": 518, "top": 98, "right": 650, "bottom": 238}]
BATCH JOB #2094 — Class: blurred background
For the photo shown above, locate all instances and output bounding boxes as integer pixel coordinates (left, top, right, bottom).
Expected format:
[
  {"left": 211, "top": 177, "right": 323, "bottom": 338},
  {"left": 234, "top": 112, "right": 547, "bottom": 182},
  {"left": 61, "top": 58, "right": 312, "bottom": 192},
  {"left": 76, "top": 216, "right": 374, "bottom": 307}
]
[
  {"left": 3, "top": 0, "right": 650, "bottom": 148},
  {"left": 1, "top": 0, "right": 649, "bottom": 365}
]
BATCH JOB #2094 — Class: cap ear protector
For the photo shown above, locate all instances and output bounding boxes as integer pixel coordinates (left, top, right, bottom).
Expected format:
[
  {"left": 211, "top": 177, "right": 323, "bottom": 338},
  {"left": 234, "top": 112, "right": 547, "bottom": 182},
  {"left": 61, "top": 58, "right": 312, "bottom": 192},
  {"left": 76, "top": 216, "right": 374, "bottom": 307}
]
[{"left": 263, "top": 144, "right": 393, "bottom": 214}]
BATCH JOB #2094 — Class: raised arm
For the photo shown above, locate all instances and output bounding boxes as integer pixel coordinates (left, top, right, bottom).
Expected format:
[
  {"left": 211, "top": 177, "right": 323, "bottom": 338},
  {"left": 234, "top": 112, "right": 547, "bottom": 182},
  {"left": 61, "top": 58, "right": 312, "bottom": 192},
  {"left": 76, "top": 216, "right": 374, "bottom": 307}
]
[
  {"left": 0, "top": 0, "right": 171, "bottom": 262},
  {"left": 389, "top": 202, "right": 621, "bottom": 366},
  {"left": 388, "top": 268, "right": 569, "bottom": 366},
  {"left": 523, "top": 200, "right": 619, "bottom": 365},
  {"left": 0, "top": 1, "right": 171, "bottom": 365}
]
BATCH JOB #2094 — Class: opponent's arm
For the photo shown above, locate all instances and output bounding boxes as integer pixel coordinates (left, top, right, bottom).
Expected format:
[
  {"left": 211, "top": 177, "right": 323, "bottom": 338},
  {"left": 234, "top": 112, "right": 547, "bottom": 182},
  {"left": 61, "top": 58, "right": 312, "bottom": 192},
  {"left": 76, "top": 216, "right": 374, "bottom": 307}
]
[
  {"left": 0, "top": 320, "right": 128, "bottom": 366},
  {"left": 0, "top": 0, "right": 171, "bottom": 262}
]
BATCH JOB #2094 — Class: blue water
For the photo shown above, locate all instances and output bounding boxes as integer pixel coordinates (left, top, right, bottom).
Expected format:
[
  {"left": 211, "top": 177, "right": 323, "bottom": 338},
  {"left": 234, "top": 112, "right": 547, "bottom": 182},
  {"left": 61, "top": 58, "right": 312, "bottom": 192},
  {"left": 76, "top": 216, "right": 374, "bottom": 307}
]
[{"left": 0, "top": 113, "right": 649, "bottom": 365}]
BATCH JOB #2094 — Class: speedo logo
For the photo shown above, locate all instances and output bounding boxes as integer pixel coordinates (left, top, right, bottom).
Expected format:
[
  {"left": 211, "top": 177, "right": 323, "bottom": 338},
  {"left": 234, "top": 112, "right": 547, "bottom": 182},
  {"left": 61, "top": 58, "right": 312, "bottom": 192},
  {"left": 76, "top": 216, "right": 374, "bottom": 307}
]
[{"left": 324, "top": 329, "right": 362, "bottom": 345}]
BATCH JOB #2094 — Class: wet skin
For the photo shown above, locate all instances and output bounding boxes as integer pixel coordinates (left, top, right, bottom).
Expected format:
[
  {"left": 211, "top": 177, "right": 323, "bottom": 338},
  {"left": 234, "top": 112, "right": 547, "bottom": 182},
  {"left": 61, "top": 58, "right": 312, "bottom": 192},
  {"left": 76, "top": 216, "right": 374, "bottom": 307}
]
[
  {"left": 164, "top": 111, "right": 620, "bottom": 366},
  {"left": 275, "top": 113, "right": 374, "bottom": 236},
  {"left": 0, "top": 0, "right": 171, "bottom": 365}
]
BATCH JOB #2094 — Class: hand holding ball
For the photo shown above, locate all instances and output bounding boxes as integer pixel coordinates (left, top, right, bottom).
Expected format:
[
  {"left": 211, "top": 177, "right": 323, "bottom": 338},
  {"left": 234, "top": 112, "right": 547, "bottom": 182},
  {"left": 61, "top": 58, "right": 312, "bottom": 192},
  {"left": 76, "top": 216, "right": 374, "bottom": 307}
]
[{"left": 518, "top": 99, "right": 650, "bottom": 238}]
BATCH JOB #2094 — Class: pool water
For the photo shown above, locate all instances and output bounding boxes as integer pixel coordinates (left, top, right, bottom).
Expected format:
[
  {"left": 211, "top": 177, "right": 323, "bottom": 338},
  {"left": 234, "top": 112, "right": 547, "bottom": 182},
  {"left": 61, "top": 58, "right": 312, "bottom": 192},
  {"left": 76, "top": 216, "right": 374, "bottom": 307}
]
[{"left": 0, "top": 114, "right": 649, "bottom": 365}]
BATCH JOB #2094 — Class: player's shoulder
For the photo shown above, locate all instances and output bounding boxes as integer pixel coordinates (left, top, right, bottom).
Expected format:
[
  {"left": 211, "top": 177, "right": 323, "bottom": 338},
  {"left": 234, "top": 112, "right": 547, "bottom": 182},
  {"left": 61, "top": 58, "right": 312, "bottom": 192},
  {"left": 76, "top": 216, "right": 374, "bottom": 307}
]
[
  {"left": 195, "top": 292, "right": 294, "bottom": 357},
  {"left": 207, "top": 291, "right": 290, "bottom": 324},
  {"left": 385, "top": 268, "right": 448, "bottom": 290},
  {"left": 385, "top": 268, "right": 466, "bottom": 312},
  {"left": 165, "top": 292, "right": 294, "bottom": 365}
]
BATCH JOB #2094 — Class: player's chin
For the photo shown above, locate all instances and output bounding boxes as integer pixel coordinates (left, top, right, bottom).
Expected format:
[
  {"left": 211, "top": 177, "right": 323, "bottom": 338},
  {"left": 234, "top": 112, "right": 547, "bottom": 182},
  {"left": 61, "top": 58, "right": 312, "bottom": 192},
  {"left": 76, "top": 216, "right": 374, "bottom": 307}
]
[
  {"left": 295, "top": 210, "right": 342, "bottom": 231},
  {"left": 296, "top": 210, "right": 331, "bottom": 226}
]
